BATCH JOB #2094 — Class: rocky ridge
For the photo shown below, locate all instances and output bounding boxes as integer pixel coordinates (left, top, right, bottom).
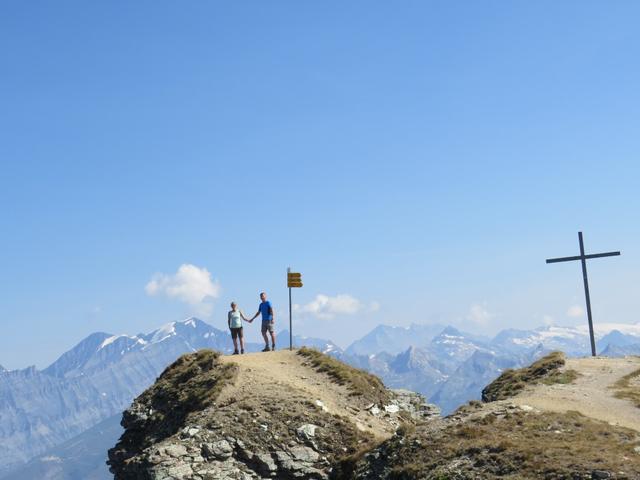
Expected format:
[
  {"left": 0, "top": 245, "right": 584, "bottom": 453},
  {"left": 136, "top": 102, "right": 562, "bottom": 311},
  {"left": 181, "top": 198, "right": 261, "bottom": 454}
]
[
  {"left": 109, "top": 350, "right": 640, "bottom": 480},
  {"left": 108, "top": 349, "right": 439, "bottom": 479}
]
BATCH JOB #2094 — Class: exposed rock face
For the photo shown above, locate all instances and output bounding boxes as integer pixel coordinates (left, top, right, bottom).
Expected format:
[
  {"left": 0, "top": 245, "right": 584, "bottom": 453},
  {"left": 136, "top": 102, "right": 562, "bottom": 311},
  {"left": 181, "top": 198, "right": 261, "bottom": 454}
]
[
  {"left": 0, "top": 318, "right": 246, "bottom": 476},
  {"left": 108, "top": 349, "right": 439, "bottom": 480}
]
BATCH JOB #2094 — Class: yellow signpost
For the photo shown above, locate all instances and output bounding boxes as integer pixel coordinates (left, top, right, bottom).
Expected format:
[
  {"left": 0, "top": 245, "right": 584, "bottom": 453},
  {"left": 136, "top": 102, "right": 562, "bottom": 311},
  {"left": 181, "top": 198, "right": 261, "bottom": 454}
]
[
  {"left": 287, "top": 268, "right": 303, "bottom": 350},
  {"left": 287, "top": 272, "right": 303, "bottom": 288}
]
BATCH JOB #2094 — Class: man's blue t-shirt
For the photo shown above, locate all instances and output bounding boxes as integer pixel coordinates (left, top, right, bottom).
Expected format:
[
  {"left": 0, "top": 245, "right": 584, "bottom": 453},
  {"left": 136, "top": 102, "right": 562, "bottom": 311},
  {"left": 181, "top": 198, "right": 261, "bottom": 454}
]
[{"left": 259, "top": 301, "right": 273, "bottom": 322}]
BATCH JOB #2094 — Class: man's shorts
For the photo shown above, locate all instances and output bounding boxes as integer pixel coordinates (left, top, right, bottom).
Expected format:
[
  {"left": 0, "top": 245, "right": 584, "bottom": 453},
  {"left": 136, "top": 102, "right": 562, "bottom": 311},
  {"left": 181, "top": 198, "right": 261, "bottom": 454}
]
[
  {"left": 261, "top": 321, "right": 274, "bottom": 334},
  {"left": 230, "top": 327, "right": 243, "bottom": 340}
]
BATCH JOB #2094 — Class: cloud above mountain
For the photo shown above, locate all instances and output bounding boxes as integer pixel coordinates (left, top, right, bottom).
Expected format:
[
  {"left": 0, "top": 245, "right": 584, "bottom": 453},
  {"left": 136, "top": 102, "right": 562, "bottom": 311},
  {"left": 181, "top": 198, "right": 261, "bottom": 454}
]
[
  {"left": 466, "top": 303, "right": 493, "bottom": 326},
  {"left": 567, "top": 305, "right": 584, "bottom": 317},
  {"left": 294, "top": 294, "right": 377, "bottom": 320},
  {"left": 145, "top": 264, "right": 220, "bottom": 316}
]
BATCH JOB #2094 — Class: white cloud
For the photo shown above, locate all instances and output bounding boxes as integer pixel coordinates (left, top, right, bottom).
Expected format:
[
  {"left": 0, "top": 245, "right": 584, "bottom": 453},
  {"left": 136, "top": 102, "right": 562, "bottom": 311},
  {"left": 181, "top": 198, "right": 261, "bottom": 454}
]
[
  {"left": 466, "top": 303, "right": 493, "bottom": 327},
  {"left": 542, "top": 314, "right": 555, "bottom": 326},
  {"left": 566, "top": 305, "right": 584, "bottom": 318},
  {"left": 294, "top": 294, "right": 372, "bottom": 320},
  {"left": 369, "top": 301, "right": 381, "bottom": 313},
  {"left": 145, "top": 264, "right": 220, "bottom": 316}
]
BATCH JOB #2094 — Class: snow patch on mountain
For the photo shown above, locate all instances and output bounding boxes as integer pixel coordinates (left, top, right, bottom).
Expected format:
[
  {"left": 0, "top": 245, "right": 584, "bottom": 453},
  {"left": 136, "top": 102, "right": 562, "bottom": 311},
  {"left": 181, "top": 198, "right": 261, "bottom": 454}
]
[{"left": 148, "top": 322, "right": 177, "bottom": 344}]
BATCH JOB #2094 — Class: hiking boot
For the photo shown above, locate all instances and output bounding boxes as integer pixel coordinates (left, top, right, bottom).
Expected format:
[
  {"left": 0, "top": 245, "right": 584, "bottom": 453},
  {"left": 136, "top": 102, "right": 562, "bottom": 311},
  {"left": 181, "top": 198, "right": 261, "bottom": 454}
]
[
  {"left": 232, "top": 350, "right": 239, "bottom": 355},
  {"left": 261, "top": 346, "right": 270, "bottom": 352},
  {"left": 271, "top": 345, "right": 276, "bottom": 351},
  {"left": 240, "top": 349, "right": 245, "bottom": 354}
]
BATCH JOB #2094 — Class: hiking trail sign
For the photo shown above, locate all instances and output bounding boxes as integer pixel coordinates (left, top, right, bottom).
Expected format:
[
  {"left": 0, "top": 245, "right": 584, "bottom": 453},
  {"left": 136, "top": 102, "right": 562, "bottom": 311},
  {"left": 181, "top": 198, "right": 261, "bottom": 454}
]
[
  {"left": 287, "top": 269, "right": 303, "bottom": 350},
  {"left": 546, "top": 231, "right": 620, "bottom": 357}
]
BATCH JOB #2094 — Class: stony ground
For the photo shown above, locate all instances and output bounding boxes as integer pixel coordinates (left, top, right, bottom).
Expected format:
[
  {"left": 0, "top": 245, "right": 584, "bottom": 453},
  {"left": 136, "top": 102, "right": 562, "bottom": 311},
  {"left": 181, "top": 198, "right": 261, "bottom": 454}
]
[
  {"left": 108, "top": 349, "right": 439, "bottom": 480},
  {"left": 344, "top": 354, "right": 640, "bottom": 480},
  {"left": 109, "top": 350, "right": 640, "bottom": 480},
  {"left": 217, "top": 350, "right": 415, "bottom": 440}
]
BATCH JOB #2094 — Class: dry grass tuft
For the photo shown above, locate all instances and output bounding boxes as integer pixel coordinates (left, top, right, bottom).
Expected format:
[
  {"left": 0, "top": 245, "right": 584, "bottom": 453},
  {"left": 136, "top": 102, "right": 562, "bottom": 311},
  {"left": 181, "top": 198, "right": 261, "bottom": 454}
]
[
  {"left": 343, "top": 410, "right": 640, "bottom": 479},
  {"left": 121, "top": 349, "right": 238, "bottom": 448},
  {"left": 611, "top": 367, "right": 640, "bottom": 408},
  {"left": 481, "top": 351, "right": 577, "bottom": 402},
  {"left": 297, "top": 347, "right": 391, "bottom": 405}
]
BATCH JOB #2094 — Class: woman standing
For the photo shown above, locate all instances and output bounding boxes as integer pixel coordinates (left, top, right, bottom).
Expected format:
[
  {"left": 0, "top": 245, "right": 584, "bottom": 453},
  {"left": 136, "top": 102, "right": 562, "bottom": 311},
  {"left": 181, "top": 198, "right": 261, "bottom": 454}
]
[{"left": 228, "top": 302, "right": 249, "bottom": 354}]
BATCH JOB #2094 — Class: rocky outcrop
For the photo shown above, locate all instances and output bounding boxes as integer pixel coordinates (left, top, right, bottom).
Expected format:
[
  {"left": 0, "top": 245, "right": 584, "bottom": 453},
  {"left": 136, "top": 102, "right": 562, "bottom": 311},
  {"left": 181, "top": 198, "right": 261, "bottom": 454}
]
[
  {"left": 108, "top": 349, "right": 439, "bottom": 480},
  {"left": 0, "top": 318, "right": 245, "bottom": 477}
]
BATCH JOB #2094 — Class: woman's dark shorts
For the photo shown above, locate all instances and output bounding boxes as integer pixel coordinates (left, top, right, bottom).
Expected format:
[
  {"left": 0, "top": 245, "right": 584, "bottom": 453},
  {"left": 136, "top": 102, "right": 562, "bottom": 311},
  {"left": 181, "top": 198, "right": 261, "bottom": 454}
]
[{"left": 230, "top": 327, "right": 243, "bottom": 340}]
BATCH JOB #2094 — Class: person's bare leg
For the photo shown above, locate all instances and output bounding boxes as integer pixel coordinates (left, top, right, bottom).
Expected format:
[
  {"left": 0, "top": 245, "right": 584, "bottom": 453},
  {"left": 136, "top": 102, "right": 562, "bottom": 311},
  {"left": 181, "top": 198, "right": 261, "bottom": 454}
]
[
  {"left": 270, "top": 330, "right": 276, "bottom": 350},
  {"left": 262, "top": 331, "right": 270, "bottom": 350},
  {"left": 239, "top": 331, "right": 245, "bottom": 353},
  {"left": 232, "top": 335, "right": 239, "bottom": 353}
]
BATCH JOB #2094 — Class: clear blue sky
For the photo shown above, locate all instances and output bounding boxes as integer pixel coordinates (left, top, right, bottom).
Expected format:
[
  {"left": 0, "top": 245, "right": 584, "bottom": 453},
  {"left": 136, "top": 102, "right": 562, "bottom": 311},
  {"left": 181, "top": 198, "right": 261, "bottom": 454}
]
[{"left": 2, "top": 1, "right": 639, "bottom": 369}]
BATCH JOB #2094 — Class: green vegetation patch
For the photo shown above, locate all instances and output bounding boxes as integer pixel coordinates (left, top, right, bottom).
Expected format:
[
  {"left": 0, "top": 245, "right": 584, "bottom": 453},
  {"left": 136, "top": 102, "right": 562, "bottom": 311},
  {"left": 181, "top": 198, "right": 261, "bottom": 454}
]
[
  {"left": 338, "top": 410, "right": 640, "bottom": 479},
  {"left": 481, "top": 351, "right": 577, "bottom": 402},
  {"left": 298, "top": 347, "right": 391, "bottom": 405},
  {"left": 611, "top": 367, "right": 640, "bottom": 408}
]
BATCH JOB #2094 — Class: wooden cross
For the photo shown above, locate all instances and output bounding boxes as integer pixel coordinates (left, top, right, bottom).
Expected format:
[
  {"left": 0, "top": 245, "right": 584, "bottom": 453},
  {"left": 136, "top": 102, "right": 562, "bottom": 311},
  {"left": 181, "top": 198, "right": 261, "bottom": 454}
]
[{"left": 546, "top": 231, "right": 621, "bottom": 357}]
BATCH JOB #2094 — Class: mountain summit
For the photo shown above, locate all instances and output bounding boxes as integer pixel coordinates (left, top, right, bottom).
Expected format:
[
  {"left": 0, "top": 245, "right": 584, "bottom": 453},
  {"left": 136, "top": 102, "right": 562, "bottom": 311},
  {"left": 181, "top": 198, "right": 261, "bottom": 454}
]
[
  {"left": 108, "top": 349, "right": 640, "bottom": 479},
  {"left": 108, "top": 348, "right": 439, "bottom": 479}
]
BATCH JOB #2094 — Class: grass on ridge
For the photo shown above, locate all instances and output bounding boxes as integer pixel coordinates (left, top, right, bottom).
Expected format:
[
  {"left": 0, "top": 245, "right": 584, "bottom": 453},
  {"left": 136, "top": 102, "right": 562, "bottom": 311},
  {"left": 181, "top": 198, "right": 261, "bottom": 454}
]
[
  {"left": 297, "top": 347, "right": 391, "bottom": 405},
  {"left": 482, "top": 351, "right": 578, "bottom": 402},
  {"left": 344, "top": 410, "right": 640, "bottom": 479},
  {"left": 611, "top": 367, "right": 640, "bottom": 408}
]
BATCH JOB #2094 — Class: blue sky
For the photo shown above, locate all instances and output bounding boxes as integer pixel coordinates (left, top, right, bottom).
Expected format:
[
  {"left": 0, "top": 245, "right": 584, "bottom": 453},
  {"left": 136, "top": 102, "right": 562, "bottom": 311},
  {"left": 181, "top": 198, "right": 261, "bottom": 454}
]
[{"left": 1, "top": 1, "right": 639, "bottom": 369}]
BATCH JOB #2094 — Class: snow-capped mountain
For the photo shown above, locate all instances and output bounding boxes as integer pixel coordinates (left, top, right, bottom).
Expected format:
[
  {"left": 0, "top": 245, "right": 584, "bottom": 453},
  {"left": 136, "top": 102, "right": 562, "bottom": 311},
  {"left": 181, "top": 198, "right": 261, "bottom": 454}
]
[
  {"left": 345, "top": 323, "right": 446, "bottom": 356},
  {"left": 3, "top": 318, "right": 639, "bottom": 478},
  {"left": 335, "top": 321, "right": 640, "bottom": 415},
  {"left": 0, "top": 318, "right": 247, "bottom": 478},
  {"left": 490, "top": 323, "right": 640, "bottom": 356}
]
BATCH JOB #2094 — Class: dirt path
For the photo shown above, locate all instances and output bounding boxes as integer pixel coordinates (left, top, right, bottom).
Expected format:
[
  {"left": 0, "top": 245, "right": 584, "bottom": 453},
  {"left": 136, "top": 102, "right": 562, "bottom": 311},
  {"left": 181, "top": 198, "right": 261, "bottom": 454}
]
[
  {"left": 218, "top": 350, "right": 396, "bottom": 440},
  {"left": 508, "top": 356, "right": 640, "bottom": 431}
]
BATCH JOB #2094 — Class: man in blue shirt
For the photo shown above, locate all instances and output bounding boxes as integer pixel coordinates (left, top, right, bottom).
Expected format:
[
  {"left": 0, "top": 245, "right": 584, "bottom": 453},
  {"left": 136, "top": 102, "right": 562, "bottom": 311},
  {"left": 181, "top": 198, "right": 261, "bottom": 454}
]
[{"left": 250, "top": 291, "right": 276, "bottom": 352}]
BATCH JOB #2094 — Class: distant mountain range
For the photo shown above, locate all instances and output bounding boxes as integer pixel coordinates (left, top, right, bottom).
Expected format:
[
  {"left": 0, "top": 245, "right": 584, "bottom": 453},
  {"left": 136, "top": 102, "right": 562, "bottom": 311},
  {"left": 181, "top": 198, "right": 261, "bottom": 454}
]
[
  {"left": 336, "top": 322, "right": 640, "bottom": 414},
  {"left": 2, "top": 318, "right": 640, "bottom": 479},
  {"left": 0, "top": 318, "right": 260, "bottom": 479}
]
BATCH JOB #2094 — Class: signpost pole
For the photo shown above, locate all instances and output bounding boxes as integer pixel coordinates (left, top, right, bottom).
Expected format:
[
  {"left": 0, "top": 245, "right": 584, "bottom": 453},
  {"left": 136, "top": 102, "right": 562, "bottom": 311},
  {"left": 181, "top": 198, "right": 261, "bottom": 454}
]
[
  {"left": 286, "top": 269, "right": 302, "bottom": 351},
  {"left": 288, "top": 267, "right": 292, "bottom": 351}
]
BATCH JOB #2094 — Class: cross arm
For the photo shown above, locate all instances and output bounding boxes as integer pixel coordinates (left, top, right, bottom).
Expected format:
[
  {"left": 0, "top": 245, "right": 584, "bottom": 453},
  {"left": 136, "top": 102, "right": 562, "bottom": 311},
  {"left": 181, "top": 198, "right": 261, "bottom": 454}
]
[{"left": 546, "top": 251, "right": 621, "bottom": 264}]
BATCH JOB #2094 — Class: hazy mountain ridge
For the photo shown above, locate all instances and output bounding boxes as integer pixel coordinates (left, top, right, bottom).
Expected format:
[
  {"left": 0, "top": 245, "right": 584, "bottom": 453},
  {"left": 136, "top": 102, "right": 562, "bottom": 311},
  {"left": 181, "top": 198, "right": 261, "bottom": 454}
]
[
  {"left": 3, "top": 414, "right": 122, "bottom": 480},
  {"left": 0, "top": 318, "right": 252, "bottom": 479},
  {"left": 106, "top": 350, "right": 640, "bottom": 479},
  {"left": 2, "top": 318, "right": 640, "bottom": 478},
  {"left": 335, "top": 321, "right": 640, "bottom": 414}
]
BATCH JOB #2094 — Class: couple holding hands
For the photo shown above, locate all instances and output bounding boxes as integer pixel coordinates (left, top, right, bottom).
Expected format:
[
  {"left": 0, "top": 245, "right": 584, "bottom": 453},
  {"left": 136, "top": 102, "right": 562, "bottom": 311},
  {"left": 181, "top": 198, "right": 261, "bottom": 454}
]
[{"left": 227, "top": 291, "right": 276, "bottom": 354}]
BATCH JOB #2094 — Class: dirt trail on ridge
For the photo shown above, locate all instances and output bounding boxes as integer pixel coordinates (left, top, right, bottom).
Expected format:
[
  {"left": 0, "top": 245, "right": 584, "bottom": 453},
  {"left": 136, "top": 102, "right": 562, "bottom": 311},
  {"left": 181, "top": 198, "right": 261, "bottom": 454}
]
[
  {"left": 218, "top": 349, "right": 397, "bottom": 440},
  {"left": 508, "top": 356, "right": 640, "bottom": 431}
]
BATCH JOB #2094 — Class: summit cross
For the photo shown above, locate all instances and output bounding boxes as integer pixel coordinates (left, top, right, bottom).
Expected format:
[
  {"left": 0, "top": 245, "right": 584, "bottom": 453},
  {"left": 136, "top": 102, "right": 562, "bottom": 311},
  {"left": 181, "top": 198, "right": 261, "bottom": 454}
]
[{"left": 546, "top": 231, "right": 621, "bottom": 357}]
